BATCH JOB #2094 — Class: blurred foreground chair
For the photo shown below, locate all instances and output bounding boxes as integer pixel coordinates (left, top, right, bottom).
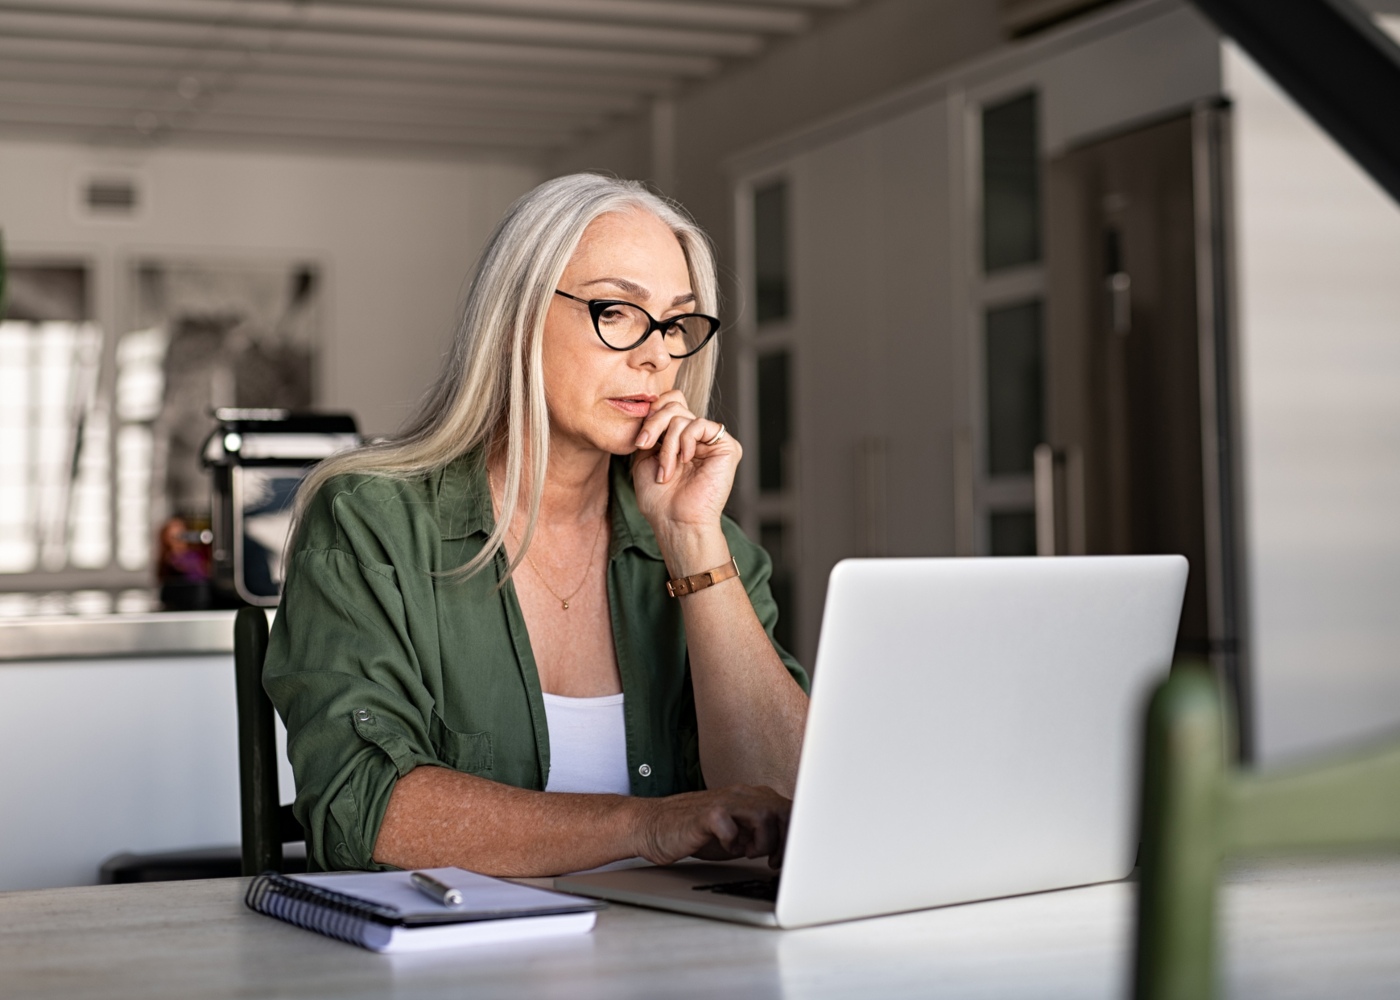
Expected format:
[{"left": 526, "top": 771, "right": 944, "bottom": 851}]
[
  {"left": 1132, "top": 667, "right": 1400, "bottom": 1000},
  {"left": 235, "top": 606, "right": 304, "bottom": 875}
]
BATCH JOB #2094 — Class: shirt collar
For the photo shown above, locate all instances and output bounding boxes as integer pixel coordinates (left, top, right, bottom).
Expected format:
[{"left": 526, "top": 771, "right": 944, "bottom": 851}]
[{"left": 436, "top": 449, "right": 663, "bottom": 561}]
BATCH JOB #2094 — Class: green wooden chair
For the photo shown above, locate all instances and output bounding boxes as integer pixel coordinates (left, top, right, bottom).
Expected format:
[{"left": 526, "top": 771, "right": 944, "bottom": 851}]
[{"left": 1132, "top": 666, "right": 1400, "bottom": 1000}]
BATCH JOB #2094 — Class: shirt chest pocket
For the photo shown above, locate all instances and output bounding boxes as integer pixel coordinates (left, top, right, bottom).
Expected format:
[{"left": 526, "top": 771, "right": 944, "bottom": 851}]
[{"left": 429, "top": 711, "right": 494, "bottom": 777}]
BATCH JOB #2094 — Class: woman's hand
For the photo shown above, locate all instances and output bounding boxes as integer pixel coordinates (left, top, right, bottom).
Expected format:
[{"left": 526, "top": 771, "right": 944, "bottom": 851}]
[
  {"left": 631, "top": 389, "right": 740, "bottom": 544},
  {"left": 632, "top": 785, "right": 791, "bottom": 869}
]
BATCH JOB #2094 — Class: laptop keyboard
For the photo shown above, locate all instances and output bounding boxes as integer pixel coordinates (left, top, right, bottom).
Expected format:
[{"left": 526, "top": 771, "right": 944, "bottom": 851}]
[{"left": 692, "top": 877, "right": 780, "bottom": 902}]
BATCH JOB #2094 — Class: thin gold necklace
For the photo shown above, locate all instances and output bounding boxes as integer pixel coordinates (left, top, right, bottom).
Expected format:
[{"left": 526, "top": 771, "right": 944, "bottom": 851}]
[{"left": 487, "top": 468, "right": 607, "bottom": 611}]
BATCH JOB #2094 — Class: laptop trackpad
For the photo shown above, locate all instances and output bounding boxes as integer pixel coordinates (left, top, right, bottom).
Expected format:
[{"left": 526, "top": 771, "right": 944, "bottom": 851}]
[{"left": 555, "top": 859, "right": 780, "bottom": 924}]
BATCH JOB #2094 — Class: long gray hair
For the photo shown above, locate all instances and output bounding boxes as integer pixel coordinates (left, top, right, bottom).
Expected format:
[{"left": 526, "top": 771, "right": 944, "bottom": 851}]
[{"left": 294, "top": 173, "right": 720, "bottom": 580}]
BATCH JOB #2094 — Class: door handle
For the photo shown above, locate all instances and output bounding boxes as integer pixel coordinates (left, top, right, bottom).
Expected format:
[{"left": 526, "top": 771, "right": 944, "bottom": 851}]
[
  {"left": 1034, "top": 444, "right": 1058, "bottom": 557},
  {"left": 1108, "top": 271, "right": 1132, "bottom": 334},
  {"left": 1034, "top": 444, "right": 1086, "bottom": 557}
]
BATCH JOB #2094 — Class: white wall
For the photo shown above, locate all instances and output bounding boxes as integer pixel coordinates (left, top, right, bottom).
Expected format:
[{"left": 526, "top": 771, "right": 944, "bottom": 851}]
[
  {"left": 0, "top": 139, "right": 540, "bottom": 436},
  {"left": 1226, "top": 42, "right": 1400, "bottom": 762}
]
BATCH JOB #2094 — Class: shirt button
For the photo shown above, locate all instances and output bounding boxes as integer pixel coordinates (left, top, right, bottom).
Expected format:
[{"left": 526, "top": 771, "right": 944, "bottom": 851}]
[
  {"left": 638, "top": 763, "right": 652, "bottom": 777},
  {"left": 355, "top": 709, "right": 373, "bottom": 723}
]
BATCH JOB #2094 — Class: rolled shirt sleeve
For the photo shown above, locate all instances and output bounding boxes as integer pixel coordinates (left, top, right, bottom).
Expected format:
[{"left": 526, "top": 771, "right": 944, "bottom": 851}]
[{"left": 265, "top": 484, "right": 443, "bottom": 871}]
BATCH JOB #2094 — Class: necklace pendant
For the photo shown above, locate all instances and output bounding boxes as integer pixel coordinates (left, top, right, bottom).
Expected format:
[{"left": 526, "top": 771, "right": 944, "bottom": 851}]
[{"left": 561, "top": 600, "right": 569, "bottom": 610}]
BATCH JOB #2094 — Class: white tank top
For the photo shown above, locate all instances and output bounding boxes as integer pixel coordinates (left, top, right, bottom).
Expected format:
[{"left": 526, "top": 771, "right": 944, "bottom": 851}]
[{"left": 541, "top": 692, "right": 632, "bottom": 796}]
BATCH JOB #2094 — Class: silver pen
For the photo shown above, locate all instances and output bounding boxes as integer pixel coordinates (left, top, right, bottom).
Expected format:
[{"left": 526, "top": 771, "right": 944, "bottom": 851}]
[{"left": 410, "top": 870, "right": 464, "bottom": 907}]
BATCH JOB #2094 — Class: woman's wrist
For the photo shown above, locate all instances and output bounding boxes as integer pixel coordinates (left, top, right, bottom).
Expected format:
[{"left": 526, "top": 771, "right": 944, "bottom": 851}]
[
  {"left": 655, "top": 523, "right": 731, "bottom": 579},
  {"left": 623, "top": 795, "right": 662, "bottom": 862}
]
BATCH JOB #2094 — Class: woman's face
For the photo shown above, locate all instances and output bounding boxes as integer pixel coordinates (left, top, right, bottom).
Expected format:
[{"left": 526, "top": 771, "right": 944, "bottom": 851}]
[{"left": 542, "top": 207, "right": 695, "bottom": 457}]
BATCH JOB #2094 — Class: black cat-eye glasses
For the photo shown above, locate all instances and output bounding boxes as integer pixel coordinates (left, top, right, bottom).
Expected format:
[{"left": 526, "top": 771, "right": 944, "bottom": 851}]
[{"left": 554, "top": 289, "right": 720, "bottom": 359}]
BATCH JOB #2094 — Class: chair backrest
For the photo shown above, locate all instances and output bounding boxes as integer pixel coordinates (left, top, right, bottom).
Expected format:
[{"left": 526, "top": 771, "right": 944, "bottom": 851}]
[
  {"left": 1132, "top": 667, "right": 1400, "bottom": 1000},
  {"left": 234, "top": 605, "right": 302, "bottom": 875}
]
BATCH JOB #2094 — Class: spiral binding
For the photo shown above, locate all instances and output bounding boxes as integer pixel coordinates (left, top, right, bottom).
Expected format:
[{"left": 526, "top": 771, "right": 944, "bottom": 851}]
[{"left": 245, "top": 872, "right": 401, "bottom": 949}]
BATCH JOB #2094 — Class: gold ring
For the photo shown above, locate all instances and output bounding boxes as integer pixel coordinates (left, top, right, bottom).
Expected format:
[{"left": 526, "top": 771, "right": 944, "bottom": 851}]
[{"left": 702, "top": 424, "right": 727, "bottom": 446}]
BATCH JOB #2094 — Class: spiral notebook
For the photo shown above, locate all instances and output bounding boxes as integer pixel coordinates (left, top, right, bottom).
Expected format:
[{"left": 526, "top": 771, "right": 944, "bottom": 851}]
[{"left": 245, "top": 867, "right": 605, "bottom": 953}]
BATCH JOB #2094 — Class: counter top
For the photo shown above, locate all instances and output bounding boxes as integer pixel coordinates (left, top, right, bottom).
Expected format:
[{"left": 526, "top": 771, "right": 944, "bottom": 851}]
[{"left": 0, "top": 610, "right": 247, "bottom": 662}]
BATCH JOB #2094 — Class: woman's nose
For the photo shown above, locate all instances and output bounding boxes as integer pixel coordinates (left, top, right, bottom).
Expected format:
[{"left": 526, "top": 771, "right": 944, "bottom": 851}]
[{"left": 628, "top": 329, "right": 673, "bottom": 372}]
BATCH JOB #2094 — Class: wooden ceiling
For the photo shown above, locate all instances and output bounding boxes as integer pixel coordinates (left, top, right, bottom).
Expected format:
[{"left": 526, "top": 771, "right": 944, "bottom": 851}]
[{"left": 0, "top": 0, "right": 860, "bottom": 160}]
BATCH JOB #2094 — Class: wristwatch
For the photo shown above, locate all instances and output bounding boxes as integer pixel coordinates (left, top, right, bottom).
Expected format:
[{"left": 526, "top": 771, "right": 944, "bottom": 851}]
[{"left": 665, "top": 556, "right": 741, "bottom": 598}]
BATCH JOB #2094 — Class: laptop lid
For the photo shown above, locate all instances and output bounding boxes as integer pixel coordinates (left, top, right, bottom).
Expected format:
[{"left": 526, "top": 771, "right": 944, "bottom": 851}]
[{"left": 774, "top": 555, "right": 1187, "bottom": 928}]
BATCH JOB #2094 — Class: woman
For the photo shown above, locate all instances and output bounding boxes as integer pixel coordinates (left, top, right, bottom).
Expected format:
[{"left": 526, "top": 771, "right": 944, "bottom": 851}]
[{"left": 266, "top": 174, "right": 809, "bottom": 877}]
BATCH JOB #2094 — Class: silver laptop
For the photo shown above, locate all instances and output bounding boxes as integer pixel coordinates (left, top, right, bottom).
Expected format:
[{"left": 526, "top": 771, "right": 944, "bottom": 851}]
[{"left": 556, "top": 555, "right": 1188, "bottom": 929}]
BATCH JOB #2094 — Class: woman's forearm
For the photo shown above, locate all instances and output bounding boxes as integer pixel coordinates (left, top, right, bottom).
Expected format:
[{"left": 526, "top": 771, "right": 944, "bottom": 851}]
[
  {"left": 372, "top": 766, "right": 794, "bottom": 877},
  {"left": 373, "top": 766, "right": 643, "bottom": 876},
  {"left": 659, "top": 528, "right": 809, "bottom": 797}
]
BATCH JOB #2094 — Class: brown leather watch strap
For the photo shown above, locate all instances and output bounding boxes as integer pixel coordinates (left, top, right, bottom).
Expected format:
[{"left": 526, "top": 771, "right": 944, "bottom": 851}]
[{"left": 665, "top": 556, "right": 741, "bottom": 598}]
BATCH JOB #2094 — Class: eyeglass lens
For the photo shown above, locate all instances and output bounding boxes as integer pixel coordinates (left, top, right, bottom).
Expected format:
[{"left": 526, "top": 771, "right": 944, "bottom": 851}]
[{"left": 595, "top": 303, "right": 715, "bottom": 356}]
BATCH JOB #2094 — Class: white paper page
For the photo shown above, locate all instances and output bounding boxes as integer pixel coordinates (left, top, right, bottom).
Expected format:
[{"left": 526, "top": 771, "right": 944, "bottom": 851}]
[{"left": 293, "top": 867, "right": 596, "bottom": 920}]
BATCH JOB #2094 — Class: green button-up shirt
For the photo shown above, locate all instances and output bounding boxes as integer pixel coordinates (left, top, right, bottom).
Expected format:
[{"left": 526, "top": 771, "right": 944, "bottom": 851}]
[{"left": 264, "top": 450, "right": 807, "bottom": 872}]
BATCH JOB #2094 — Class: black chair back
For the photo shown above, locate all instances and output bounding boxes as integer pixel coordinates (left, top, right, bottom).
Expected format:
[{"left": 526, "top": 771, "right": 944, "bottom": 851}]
[{"left": 234, "top": 606, "right": 302, "bottom": 875}]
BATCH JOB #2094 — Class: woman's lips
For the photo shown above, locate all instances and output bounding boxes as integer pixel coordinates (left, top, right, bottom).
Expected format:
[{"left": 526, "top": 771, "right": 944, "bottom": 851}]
[{"left": 606, "top": 396, "right": 655, "bottom": 418}]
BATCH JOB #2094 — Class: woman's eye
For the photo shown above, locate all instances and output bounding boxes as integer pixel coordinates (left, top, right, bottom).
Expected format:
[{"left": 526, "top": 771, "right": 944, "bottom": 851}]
[{"left": 598, "top": 307, "right": 627, "bottom": 324}]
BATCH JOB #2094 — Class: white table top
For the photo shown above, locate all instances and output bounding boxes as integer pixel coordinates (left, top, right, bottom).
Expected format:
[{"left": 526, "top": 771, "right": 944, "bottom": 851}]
[{"left": 1, "top": 857, "right": 1398, "bottom": 999}]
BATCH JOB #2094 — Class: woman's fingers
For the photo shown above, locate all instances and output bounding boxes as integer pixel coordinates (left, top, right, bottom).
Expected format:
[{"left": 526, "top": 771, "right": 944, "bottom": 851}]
[
  {"left": 648, "top": 413, "right": 730, "bottom": 484},
  {"left": 638, "top": 786, "right": 791, "bottom": 866},
  {"left": 655, "top": 410, "right": 691, "bottom": 483},
  {"left": 632, "top": 391, "right": 730, "bottom": 484},
  {"left": 676, "top": 415, "right": 723, "bottom": 469},
  {"left": 633, "top": 399, "right": 692, "bottom": 483},
  {"left": 634, "top": 393, "right": 692, "bottom": 450},
  {"left": 706, "top": 786, "right": 789, "bottom": 862}
]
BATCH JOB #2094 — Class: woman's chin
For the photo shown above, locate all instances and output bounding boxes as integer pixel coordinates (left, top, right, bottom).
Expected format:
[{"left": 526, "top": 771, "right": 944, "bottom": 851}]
[
  {"left": 600, "top": 425, "right": 646, "bottom": 456},
  {"left": 583, "top": 432, "right": 641, "bottom": 457}
]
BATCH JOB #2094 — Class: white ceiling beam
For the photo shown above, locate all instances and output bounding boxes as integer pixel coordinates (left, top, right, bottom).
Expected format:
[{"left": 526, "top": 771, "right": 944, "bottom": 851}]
[
  {"left": 212, "top": 74, "right": 642, "bottom": 114},
  {"left": 0, "top": 116, "right": 559, "bottom": 160},
  {"left": 0, "top": 121, "right": 551, "bottom": 162},
  {"left": 0, "top": 1, "right": 766, "bottom": 56},
  {"left": 197, "top": 96, "right": 603, "bottom": 132},
  {"left": 191, "top": 104, "right": 588, "bottom": 139},
  {"left": 291, "top": 0, "right": 810, "bottom": 34},
  {"left": 163, "top": 126, "right": 557, "bottom": 158},
  {"left": 145, "top": 115, "right": 570, "bottom": 149},
  {"left": 707, "top": 0, "right": 856, "bottom": 7},
  {"left": 0, "top": 99, "right": 572, "bottom": 144},
  {"left": 0, "top": 36, "right": 679, "bottom": 94},
  {"left": 0, "top": 12, "right": 722, "bottom": 76},
  {"left": 0, "top": 81, "right": 617, "bottom": 133},
  {"left": 0, "top": 59, "right": 644, "bottom": 114}
]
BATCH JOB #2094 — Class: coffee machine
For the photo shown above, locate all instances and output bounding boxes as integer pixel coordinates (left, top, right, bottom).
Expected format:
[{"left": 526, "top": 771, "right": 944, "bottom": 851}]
[{"left": 202, "top": 408, "right": 359, "bottom": 607}]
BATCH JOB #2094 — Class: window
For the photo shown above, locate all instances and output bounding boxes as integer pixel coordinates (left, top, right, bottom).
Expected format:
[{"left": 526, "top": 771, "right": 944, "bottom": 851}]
[
  {"left": 989, "top": 511, "right": 1037, "bottom": 557},
  {"left": 757, "top": 350, "right": 791, "bottom": 494},
  {"left": 984, "top": 300, "right": 1045, "bottom": 477},
  {"left": 0, "top": 257, "right": 320, "bottom": 609},
  {"left": 974, "top": 90, "right": 1046, "bottom": 554},
  {"left": 754, "top": 181, "right": 790, "bottom": 325},
  {"left": 0, "top": 264, "right": 109, "bottom": 575},
  {"left": 982, "top": 92, "right": 1041, "bottom": 271},
  {"left": 742, "top": 177, "right": 799, "bottom": 654}
]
